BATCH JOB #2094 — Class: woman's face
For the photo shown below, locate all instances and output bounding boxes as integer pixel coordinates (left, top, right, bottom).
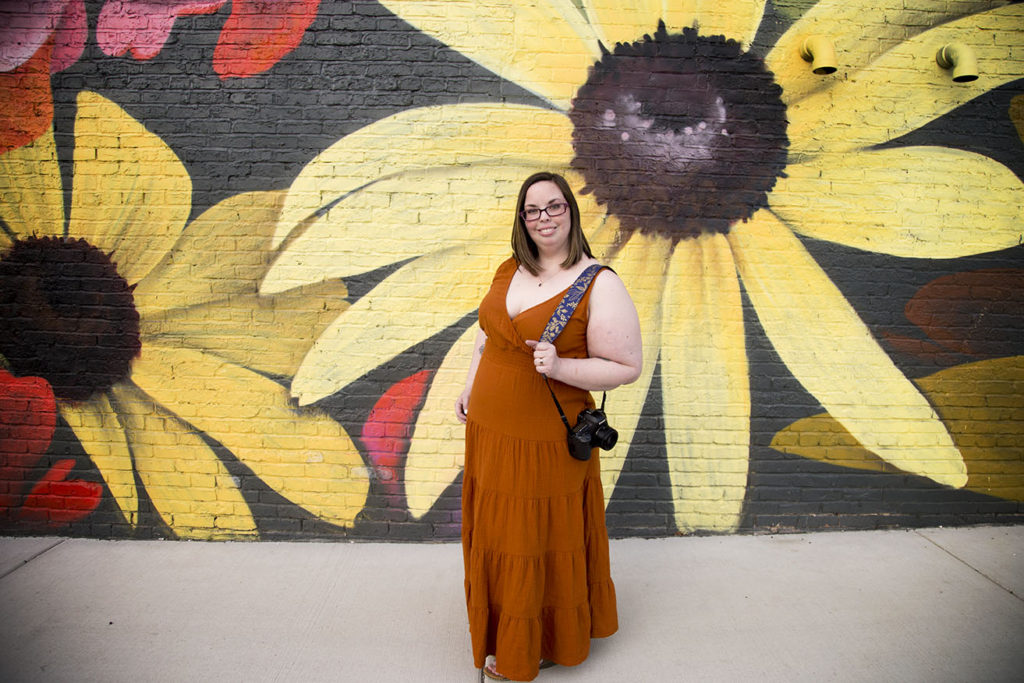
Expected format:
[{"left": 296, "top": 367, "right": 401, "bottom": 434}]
[{"left": 522, "top": 180, "right": 571, "bottom": 257}]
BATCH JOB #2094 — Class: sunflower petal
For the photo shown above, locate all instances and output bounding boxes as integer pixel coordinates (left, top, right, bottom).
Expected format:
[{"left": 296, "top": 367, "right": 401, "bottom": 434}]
[
  {"left": 582, "top": 208, "right": 620, "bottom": 261},
  {"left": 134, "top": 190, "right": 286, "bottom": 315},
  {"left": 1011, "top": 94, "right": 1024, "bottom": 142},
  {"left": 772, "top": 147, "right": 1024, "bottom": 258},
  {"left": 729, "top": 210, "right": 967, "bottom": 488},
  {"left": 694, "top": 0, "right": 765, "bottom": 47},
  {"left": 131, "top": 346, "right": 370, "bottom": 528},
  {"left": 582, "top": 0, "right": 689, "bottom": 47},
  {"left": 291, "top": 246, "right": 503, "bottom": 405},
  {"left": 0, "top": 127, "right": 63, "bottom": 245},
  {"left": 69, "top": 91, "right": 191, "bottom": 285},
  {"left": 264, "top": 159, "right": 553, "bottom": 294},
  {"left": 661, "top": 234, "right": 750, "bottom": 534},
  {"left": 582, "top": 0, "right": 765, "bottom": 47},
  {"left": 108, "top": 381, "right": 258, "bottom": 539},
  {"left": 266, "top": 163, "right": 605, "bottom": 298},
  {"left": 566, "top": 171, "right": 623, "bottom": 261},
  {"left": 60, "top": 393, "right": 139, "bottom": 526},
  {"left": 405, "top": 323, "right": 479, "bottom": 519},
  {"left": 378, "top": 0, "right": 597, "bottom": 108},
  {"left": 771, "top": 357, "right": 1024, "bottom": 502},
  {"left": 266, "top": 103, "right": 572, "bottom": 272},
  {"left": 598, "top": 232, "right": 668, "bottom": 505},
  {"left": 787, "top": 3, "right": 1024, "bottom": 157},
  {"left": 768, "top": 0, "right": 1008, "bottom": 106},
  {"left": 140, "top": 279, "right": 350, "bottom": 379}
]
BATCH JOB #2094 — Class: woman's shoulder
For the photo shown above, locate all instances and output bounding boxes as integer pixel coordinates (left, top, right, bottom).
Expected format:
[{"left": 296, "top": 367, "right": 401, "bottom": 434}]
[
  {"left": 590, "top": 261, "right": 621, "bottom": 284},
  {"left": 573, "top": 256, "right": 603, "bottom": 276},
  {"left": 497, "top": 256, "right": 518, "bottom": 274},
  {"left": 569, "top": 257, "right": 618, "bottom": 289},
  {"left": 588, "top": 263, "right": 632, "bottom": 303},
  {"left": 489, "top": 257, "right": 518, "bottom": 283}
]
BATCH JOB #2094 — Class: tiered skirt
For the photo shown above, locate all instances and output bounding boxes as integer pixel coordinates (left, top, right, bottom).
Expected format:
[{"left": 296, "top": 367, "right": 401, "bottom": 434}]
[{"left": 462, "top": 420, "right": 617, "bottom": 681}]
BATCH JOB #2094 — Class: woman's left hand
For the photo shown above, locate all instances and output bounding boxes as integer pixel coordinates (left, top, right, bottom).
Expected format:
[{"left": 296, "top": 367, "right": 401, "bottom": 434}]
[{"left": 525, "top": 340, "right": 558, "bottom": 377}]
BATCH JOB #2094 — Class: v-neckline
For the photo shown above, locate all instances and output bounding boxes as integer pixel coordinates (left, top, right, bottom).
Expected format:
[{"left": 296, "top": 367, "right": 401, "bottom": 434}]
[
  {"left": 503, "top": 260, "right": 598, "bottom": 322},
  {"left": 507, "top": 282, "right": 570, "bottom": 322}
]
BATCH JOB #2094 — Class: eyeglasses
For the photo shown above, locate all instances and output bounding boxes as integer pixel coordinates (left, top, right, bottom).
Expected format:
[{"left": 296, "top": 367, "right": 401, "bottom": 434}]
[{"left": 520, "top": 202, "right": 569, "bottom": 222}]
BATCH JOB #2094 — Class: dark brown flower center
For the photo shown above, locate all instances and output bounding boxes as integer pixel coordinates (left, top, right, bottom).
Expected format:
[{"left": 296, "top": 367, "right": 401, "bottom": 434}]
[
  {"left": 569, "top": 24, "right": 789, "bottom": 241},
  {"left": 0, "top": 236, "right": 141, "bottom": 402}
]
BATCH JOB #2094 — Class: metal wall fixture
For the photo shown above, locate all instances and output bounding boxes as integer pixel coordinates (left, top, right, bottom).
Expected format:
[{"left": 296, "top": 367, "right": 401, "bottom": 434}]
[
  {"left": 799, "top": 35, "right": 837, "bottom": 75},
  {"left": 799, "top": 36, "right": 980, "bottom": 84},
  {"left": 936, "top": 42, "right": 979, "bottom": 82}
]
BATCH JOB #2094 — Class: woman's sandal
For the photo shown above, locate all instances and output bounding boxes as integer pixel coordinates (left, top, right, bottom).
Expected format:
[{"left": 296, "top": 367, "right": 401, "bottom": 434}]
[
  {"left": 482, "top": 657, "right": 556, "bottom": 680},
  {"left": 481, "top": 660, "right": 508, "bottom": 681}
]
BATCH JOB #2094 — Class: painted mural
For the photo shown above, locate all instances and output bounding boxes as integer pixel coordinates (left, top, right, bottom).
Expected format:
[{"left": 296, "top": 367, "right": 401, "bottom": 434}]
[{"left": 1, "top": 0, "right": 1022, "bottom": 540}]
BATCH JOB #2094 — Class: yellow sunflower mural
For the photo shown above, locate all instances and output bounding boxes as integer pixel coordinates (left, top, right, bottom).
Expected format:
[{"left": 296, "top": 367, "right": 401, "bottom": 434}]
[
  {"left": 261, "top": 0, "right": 1024, "bottom": 532},
  {"left": 0, "top": 91, "right": 368, "bottom": 539}
]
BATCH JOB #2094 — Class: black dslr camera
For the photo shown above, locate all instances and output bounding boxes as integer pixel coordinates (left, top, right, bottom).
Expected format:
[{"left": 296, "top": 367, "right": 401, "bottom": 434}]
[{"left": 567, "top": 407, "right": 618, "bottom": 461}]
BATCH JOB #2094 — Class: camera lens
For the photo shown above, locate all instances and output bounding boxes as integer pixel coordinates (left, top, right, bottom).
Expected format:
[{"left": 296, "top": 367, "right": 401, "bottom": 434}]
[{"left": 595, "top": 424, "right": 618, "bottom": 449}]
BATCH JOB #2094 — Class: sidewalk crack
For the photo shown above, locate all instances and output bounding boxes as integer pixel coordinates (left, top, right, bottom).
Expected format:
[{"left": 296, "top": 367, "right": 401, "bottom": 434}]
[
  {"left": 0, "top": 539, "right": 67, "bottom": 581},
  {"left": 914, "top": 530, "right": 1023, "bottom": 604}
]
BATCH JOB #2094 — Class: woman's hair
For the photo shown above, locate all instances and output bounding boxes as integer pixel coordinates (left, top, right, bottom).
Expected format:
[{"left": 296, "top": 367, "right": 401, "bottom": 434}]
[{"left": 511, "top": 172, "right": 593, "bottom": 275}]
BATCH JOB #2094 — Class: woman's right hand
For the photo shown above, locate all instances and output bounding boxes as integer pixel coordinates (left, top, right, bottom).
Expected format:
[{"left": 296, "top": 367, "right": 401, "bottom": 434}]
[{"left": 454, "top": 387, "right": 471, "bottom": 424}]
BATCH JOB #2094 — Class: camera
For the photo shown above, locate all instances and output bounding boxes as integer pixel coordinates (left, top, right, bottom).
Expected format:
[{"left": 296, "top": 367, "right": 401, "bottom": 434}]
[{"left": 567, "top": 407, "right": 618, "bottom": 461}]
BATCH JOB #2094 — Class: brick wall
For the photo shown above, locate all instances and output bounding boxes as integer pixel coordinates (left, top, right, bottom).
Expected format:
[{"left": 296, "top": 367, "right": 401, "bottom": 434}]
[{"left": 1, "top": 0, "right": 1022, "bottom": 540}]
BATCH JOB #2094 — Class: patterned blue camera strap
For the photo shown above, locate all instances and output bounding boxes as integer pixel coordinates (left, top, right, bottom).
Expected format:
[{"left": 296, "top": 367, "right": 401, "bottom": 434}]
[
  {"left": 539, "top": 263, "right": 607, "bottom": 432},
  {"left": 540, "top": 263, "right": 604, "bottom": 344}
]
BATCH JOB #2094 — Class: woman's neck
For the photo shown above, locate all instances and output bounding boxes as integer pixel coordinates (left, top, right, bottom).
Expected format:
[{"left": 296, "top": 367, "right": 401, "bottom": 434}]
[{"left": 536, "top": 251, "right": 568, "bottom": 274}]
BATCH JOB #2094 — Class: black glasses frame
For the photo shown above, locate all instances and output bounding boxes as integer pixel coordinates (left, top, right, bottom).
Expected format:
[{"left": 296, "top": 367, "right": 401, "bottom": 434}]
[{"left": 520, "top": 202, "right": 569, "bottom": 222}]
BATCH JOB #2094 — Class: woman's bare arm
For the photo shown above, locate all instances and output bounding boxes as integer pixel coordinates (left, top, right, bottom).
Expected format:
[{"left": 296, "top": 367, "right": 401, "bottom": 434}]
[
  {"left": 528, "top": 270, "right": 642, "bottom": 391},
  {"left": 455, "top": 327, "right": 488, "bottom": 423}
]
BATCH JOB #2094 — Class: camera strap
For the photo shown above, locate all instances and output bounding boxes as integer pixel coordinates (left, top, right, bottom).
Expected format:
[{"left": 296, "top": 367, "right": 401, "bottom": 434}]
[
  {"left": 545, "top": 378, "right": 606, "bottom": 434},
  {"left": 538, "top": 263, "right": 607, "bottom": 433}
]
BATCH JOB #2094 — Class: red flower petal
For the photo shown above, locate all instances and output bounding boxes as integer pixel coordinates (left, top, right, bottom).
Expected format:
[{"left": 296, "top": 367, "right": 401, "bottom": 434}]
[
  {"left": 213, "top": 0, "right": 320, "bottom": 79},
  {"left": 905, "top": 269, "right": 1024, "bottom": 358},
  {"left": 0, "top": 34, "right": 53, "bottom": 155},
  {"left": 362, "top": 370, "right": 431, "bottom": 496},
  {"left": 18, "top": 459, "right": 103, "bottom": 525},
  {"left": 1, "top": 370, "right": 57, "bottom": 515},
  {"left": 878, "top": 331, "right": 963, "bottom": 367}
]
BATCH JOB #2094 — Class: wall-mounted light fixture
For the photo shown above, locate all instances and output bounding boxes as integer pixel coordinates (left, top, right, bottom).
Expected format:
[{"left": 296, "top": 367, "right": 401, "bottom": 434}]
[
  {"left": 799, "top": 35, "right": 837, "bottom": 75},
  {"left": 936, "top": 42, "right": 978, "bottom": 82}
]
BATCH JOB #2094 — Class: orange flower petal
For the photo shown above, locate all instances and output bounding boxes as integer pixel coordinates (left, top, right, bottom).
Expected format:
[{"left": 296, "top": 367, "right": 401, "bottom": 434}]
[{"left": 0, "top": 36, "right": 53, "bottom": 155}]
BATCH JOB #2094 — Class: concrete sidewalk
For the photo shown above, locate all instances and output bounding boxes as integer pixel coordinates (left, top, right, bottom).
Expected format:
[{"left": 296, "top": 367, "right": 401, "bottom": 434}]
[{"left": 1, "top": 526, "right": 1022, "bottom": 682}]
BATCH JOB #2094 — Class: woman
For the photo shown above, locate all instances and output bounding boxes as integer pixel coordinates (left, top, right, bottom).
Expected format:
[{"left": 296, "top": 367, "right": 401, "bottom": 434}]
[{"left": 454, "top": 172, "right": 643, "bottom": 681}]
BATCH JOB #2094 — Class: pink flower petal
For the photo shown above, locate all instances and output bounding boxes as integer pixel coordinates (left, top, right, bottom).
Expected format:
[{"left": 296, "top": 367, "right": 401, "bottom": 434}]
[
  {"left": 0, "top": 0, "right": 69, "bottom": 72},
  {"left": 50, "top": 0, "right": 86, "bottom": 72},
  {"left": 98, "top": 0, "right": 226, "bottom": 60}
]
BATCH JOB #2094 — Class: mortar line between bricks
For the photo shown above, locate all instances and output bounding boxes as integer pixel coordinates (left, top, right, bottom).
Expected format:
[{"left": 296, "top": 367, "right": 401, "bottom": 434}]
[
  {"left": 914, "top": 530, "right": 1023, "bottom": 604},
  {"left": 0, "top": 539, "right": 67, "bottom": 581}
]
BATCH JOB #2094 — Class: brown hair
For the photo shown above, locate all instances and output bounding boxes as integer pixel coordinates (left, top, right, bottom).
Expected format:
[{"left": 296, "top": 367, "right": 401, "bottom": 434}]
[{"left": 511, "top": 172, "right": 593, "bottom": 275}]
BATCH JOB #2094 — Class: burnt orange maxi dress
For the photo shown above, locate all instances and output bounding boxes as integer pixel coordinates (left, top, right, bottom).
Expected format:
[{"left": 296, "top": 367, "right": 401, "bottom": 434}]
[{"left": 462, "top": 257, "right": 618, "bottom": 681}]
